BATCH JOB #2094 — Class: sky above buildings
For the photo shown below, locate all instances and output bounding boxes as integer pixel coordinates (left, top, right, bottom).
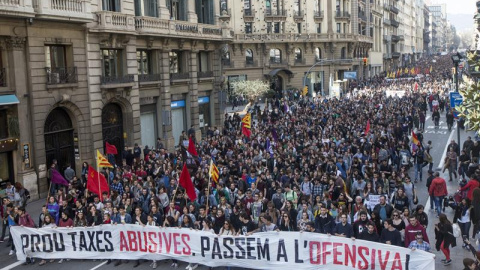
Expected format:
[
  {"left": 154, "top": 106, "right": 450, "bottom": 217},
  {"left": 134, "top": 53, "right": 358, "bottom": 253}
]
[{"left": 431, "top": 0, "right": 476, "bottom": 32}]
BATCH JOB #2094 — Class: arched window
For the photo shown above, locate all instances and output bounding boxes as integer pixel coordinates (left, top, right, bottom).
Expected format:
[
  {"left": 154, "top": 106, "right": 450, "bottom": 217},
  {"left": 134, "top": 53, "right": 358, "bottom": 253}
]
[
  {"left": 315, "top": 47, "right": 322, "bottom": 61},
  {"left": 222, "top": 51, "right": 231, "bottom": 66},
  {"left": 245, "top": 49, "right": 254, "bottom": 65},
  {"left": 341, "top": 47, "right": 346, "bottom": 59},
  {"left": 269, "top": 48, "right": 282, "bottom": 64},
  {"left": 294, "top": 48, "right": 302, "bottom": 63}
]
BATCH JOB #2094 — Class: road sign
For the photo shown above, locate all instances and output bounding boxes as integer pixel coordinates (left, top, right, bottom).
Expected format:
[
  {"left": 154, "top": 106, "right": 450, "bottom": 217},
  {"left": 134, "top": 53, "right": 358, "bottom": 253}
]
[{"left": 450, "top": 92, "right": 463, "bottom": 108}]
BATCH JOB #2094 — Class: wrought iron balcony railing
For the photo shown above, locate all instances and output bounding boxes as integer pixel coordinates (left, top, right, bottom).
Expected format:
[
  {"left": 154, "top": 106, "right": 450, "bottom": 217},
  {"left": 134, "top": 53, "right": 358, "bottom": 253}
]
[{"left": 46, "top": 67, "right": 78, "bottom": 84}]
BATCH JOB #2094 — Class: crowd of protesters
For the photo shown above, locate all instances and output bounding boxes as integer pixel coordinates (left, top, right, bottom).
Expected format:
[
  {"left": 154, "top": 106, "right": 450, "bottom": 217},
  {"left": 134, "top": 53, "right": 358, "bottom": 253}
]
[{"left": 2, "top": 53, "right": 480, "bottom": 269}]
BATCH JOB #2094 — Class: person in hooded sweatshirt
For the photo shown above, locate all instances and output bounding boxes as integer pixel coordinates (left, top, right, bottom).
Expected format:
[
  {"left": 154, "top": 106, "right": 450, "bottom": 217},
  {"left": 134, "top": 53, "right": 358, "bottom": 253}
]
[
  {"left": 353, "top": 211, "right": 370, "bottom": 238},
  {"left": 404, "top": 215, "right": 429, "bottom": 248},
  {"left": 359, "top": 221, "right": 380, "bottom": 242}
]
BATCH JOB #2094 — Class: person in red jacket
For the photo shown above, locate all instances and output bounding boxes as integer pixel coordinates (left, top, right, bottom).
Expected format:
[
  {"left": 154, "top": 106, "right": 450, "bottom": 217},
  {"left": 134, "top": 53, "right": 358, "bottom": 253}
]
[
  {"left": 459, "top": 178, "right": 480, "bottom": 201},
  {"left": 429, "top": 172, "right": 448, "bottom": 216},
  {"left": 17, "top": 207, "right": 36, "bottom": 265},
  {"left": 404, "top": 215, "right": 429, "bottom": 247}
]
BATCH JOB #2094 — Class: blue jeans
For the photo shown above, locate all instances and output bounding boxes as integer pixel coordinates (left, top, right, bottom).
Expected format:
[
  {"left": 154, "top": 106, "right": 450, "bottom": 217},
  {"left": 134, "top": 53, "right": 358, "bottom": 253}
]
[
  {"left": 434, "top": 196, "right": 444, "bottom": 214},
  {"left": 458, "top": 221, "right": 471, "bottom": 239},
  {"left": 429, "top": 195, "right": 435, "bottom": 209},
  {"left": 414, "top": 163, "right": 423, "bottom": 181}
]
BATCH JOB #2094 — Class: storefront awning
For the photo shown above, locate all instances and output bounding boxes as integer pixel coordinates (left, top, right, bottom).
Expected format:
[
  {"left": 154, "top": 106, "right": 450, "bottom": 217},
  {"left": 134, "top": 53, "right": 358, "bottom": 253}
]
[
  {"left": 0, "top": 95, "right": 19, "bottom": 106},
  {"left": 268, "top": 69, "right": 294, "bottom": 77}
]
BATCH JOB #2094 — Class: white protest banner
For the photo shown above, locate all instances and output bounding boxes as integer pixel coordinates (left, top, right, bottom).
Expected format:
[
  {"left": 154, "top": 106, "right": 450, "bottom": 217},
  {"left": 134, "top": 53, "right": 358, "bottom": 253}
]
[
  {"left": 368, "top": 194, "right": 381, "bottom": 211},
  {"left": 12, "top": 224, "right": 434, "bottom": 270}
]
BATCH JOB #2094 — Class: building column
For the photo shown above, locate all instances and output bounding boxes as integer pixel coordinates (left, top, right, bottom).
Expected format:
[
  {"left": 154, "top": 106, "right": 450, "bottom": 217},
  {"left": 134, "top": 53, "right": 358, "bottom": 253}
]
[
  {"left": 189, "top": 51, "right": 200, "bottom": 141},
  {"left": 158, "top": 49, "right": 175, "bottom": 151},
  {"left": 5, "top": 36, "right": 39, "bottom": 198},
  {"left": 158, "top": 0, "right": 170, "bottom": 19},
  {"left": 213, "top": 0, "right": 220, "bottom": 25},
  {"left": 187, "top": 0, "right": 198, "bottom": 23}
]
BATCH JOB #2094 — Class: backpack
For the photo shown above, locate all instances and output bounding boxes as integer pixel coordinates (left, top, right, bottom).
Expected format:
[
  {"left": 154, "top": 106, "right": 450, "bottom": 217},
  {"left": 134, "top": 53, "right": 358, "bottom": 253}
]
[
  {"left": 452, "top": 223, "right": 461, "bottom": 238},
  {"left": 24, "top": 189, "right": 30, "bottom": 201}
]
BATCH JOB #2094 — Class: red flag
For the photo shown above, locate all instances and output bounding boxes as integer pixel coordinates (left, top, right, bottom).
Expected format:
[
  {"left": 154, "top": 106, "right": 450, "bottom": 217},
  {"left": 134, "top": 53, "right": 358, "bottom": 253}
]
[
  {"left": 187, "top": 136, "right": 198, "bottom": 156},
  {"left": 179, "top": 164, "right": 197, "bottom": 201},
  {"left": 105, "top": 142, "right": 118, "bottom": 155},
  {"left": 242, "top": 123, "right": 251, "bottom": 138},
  {"left": 87, "top": 166, "right": 110, "bottom": 199},
  {"left": 411, "top": 130, "right": 420, "bottom": 146},
  {"left": 414, "top": 82, "right": 418, "bottom": 91},
  {"left": 364, "top": 120, "right": 370, "bottom": 135}
]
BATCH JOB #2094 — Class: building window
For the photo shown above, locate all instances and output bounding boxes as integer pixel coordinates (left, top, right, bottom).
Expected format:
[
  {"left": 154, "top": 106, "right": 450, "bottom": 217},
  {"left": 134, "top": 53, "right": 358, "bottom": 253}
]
[
  {"left": 244, "top": 0, "right": 251, "bottom": 14},
  {"left": 315, "top": 0, "right": 321, "bottom": 12},
  {"left": 297, "top": 23, "right": 302, "bottom": 33},
  {"left": 102, "top": 49, "right": 123, "bottom": 78},
  {"left": 274, "top": 22, "right": 280, "bottom": 33},
  {"left": 45, "top": 45, "right": 66, "bottom": 69},
  {"left": 341, "top": 47, "right": 346, "bottom": 59},
  {"left": 245, "top": 23, "right": 252, "bottom": 33},
  {"left": 134, "top": 0, "right": 158, "bottom": 17},
  {"left": 198, "top": 51, "right": 211, "bottom": 72},
  {"left": 220, "top": 0, "right": 227, "bottom": 13},
  {"left": 196, "top": 0, "right": 214, "bottom": 24},
  {"left": 245, "top": 49, "right": 254, "bottom": 65},
  {"left": 102, "top": 0, "right": 120, "bottom": 11},
  {"left": 336, "top": 23, "right": 341, "bottom": 33},
  {"left": 167, "top": 0, "right": 186, "bottom": 21},
  {"left": 169, "top": 51, "right": 186, "bottom": 73},
  {"left": 0, "top": 110, "right": 7, "bottom": 139},
  {"left": 343, "top": 23, "right": 347, "bottom": 33},
  {"left": 317, "top": 23, "right": 321, "bottom": 33},
  {"left": 315, "top": 47, "right": 322, "bottom": 61},
  {"left": 336, "top": 0, "right": 340, "bottom": 11},
  {"left": 137, "top": 50, "right": 151, "bottom": 75},
  {"left": 269, "top": 48, "right": 282, "bottom": 64},
  {"left": 267, "top": 22, "right": 272, "bottom": 33},
  {"left": 294, "top": 0, "right": 300, "bottom": 12},
  {"left": 294, "top": 48, "right": 302, "bottom": 63}
]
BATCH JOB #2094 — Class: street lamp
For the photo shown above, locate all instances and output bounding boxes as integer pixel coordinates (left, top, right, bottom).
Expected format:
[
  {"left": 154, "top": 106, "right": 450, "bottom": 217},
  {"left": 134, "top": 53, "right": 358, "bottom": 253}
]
[{"left": 451, "top": 52, "right": 462, "bottom": 146}]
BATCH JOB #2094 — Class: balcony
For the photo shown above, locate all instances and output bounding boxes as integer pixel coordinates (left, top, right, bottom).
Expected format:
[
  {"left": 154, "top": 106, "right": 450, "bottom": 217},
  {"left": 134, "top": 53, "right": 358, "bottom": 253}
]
[
  {"left": 45, "top": 67, "right": 78, "bottom": 85},
  {"left": 335, "top": 11, "right": 350, "bottom": 20},
  {"left": 392, "top": 52, "right": 401, "bottom": 58},
  {"left": 391, "top": 35, "right": 400, "bottom": 43},
  {"left": 243, "top": 9, "right": 255, "bottom": 21},
  {"left": 314, "top": 10, "right": 324, "bottom": 21},
  {"left": 100, "top": 74, "right": 135, "bottom": 88},
  {"left": 294, "top": 58, "right": 306, "bottom": 65},
  {"left": 264, "top": 9, "right": 287, "bottom": 20},
  {"left": 383, "top": 18, "right": 391, "bottom": 25},
  {"left": 391, "top": 19, "right": 399, "bottom": 27},
  {"left": 94, "top": 11, "right": 136, "bottom": 33},
  {"left": 197, "top": 71, "right": 214, "bottom": 80},
  {"left": 138, "top": 73, "right": 161, "bottom": 84},
  {"left": 170, "top": 72, "right": 189, "bottom": 82},
  {"left": 33, "top": 0, "right": 93, "bottom": 23},
  {"left": 234, "top": 33, "right": 333, "bottom": 43},
  {"left": 293, "top": 10, "right": 304, "bottom": 20},
  {"left": 269, "top": 60, "right": 288, "bottom": 67},
  {"left": 245, "top": 60, "right": 258, "bottom": 67},
  {"left": 221, "top": 59, "right": 234, "bottom": 68},
  {"left": 383, "top": 53, "right": 391, "bottom": 59},
  {"left": 0, "top": 0, "right": 35, "bottom": 18},
  {"left": 0, "top": 68, "right": 6, "bottom": 87},
  {"left": 390, "top": 5, "right": 399, "bottom": 14},
  {"left": 133, "top": 17, "right": 230, "bottom": 41}
]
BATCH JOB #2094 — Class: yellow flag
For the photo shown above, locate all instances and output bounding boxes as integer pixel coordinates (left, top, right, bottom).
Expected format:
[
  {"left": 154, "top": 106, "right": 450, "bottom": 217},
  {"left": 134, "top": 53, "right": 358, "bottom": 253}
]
[
  {"left": 97, "top": 149, "right": 113, "bottom": 168},
  {"left": 302, "top": 86, "right": 308, "bottom": 96}
]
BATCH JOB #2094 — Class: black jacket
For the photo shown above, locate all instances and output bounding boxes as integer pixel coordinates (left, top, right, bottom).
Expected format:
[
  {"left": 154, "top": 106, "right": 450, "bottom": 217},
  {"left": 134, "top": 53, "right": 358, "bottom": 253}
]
[
  {"left": 359, "top": 230, "right": 380, "bottom": 242},
  {"left": 314, "top": 214, "right": 335, "bottom": 234}
]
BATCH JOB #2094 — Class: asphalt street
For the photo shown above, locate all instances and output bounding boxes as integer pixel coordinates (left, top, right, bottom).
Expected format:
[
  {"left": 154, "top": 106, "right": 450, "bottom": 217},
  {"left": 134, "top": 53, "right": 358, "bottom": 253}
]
[{"left": 0, "top": 113, "right": 476, "bottom": 270}]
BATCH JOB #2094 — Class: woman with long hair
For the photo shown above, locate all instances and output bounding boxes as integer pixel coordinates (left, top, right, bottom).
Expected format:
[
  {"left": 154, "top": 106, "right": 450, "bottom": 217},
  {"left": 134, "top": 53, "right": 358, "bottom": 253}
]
[
  {"left": 38, "top": 215, "right": 55, "bottom": 265},
  {"left": 278, "top": 212, "right": 296, "bottom": 232},
  {"left": 435, "top": 213, "right": 456, "bottom": 266},
  {"left": 453, "top": 198, "right": 472, "bottom": 248}
]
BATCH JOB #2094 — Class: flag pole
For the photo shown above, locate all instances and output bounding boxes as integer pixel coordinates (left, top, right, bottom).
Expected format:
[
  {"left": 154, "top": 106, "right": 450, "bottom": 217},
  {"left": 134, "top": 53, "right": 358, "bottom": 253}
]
[
  {"left": 206, "top": 160, "right": 213, "bottom": 214},
  {"left": 97, "top": 151, "right": 102, "bottom": 202}
]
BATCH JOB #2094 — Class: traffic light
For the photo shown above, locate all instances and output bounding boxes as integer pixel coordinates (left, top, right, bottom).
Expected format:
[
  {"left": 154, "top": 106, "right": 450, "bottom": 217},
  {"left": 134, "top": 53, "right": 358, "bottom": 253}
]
[
  {"left": 302, "top": 86, "right": 308, "bottom": 96},
  {"left": 363, "top": 57, "right": 368, "bottom": 66}
]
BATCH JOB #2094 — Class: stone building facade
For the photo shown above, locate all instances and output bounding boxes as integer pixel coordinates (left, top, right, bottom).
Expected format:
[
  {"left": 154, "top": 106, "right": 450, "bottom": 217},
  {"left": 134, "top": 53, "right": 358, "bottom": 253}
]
[
  {"left": 0, "top": 0, "right": 232, "bottom": 199},
  {"left": 222, "top": 0, "right": 374, "bottom": 97}
]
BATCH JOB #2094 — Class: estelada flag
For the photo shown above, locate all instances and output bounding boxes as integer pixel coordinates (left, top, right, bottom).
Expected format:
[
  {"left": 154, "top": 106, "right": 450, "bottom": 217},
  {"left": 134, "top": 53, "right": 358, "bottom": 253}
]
[
  {"left": 97, "top": 149, "right": 113, "bottom": 168},
  {"left": 105, "top": 142, "right": 118, "bottom": 155},
  {"left": 87, "top": 166, "right": 110, "bottom": 198},
  {"left": 241, "top": 113, "right": 251, "bottom": 129},
  {"left": 187, "top": 136, "right": 198, "bottom": 156},
  {"left": 411, "top": 130, "right": 420, "bottom": 146},
  {"left": 209, "top": 160, "right": 219, "bottom": 184},
  {"left": 179, "top": 164, "right": 197, "bottom": 201},
  {"left": 364, "top": 120, "right": 370, "bottom": 135}
]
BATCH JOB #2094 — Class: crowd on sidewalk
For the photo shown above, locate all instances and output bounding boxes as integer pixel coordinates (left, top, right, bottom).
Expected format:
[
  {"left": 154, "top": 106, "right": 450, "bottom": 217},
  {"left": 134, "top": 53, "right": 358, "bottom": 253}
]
[{"left": 1, "top": 53, "right": 480, "bottom": 269}]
